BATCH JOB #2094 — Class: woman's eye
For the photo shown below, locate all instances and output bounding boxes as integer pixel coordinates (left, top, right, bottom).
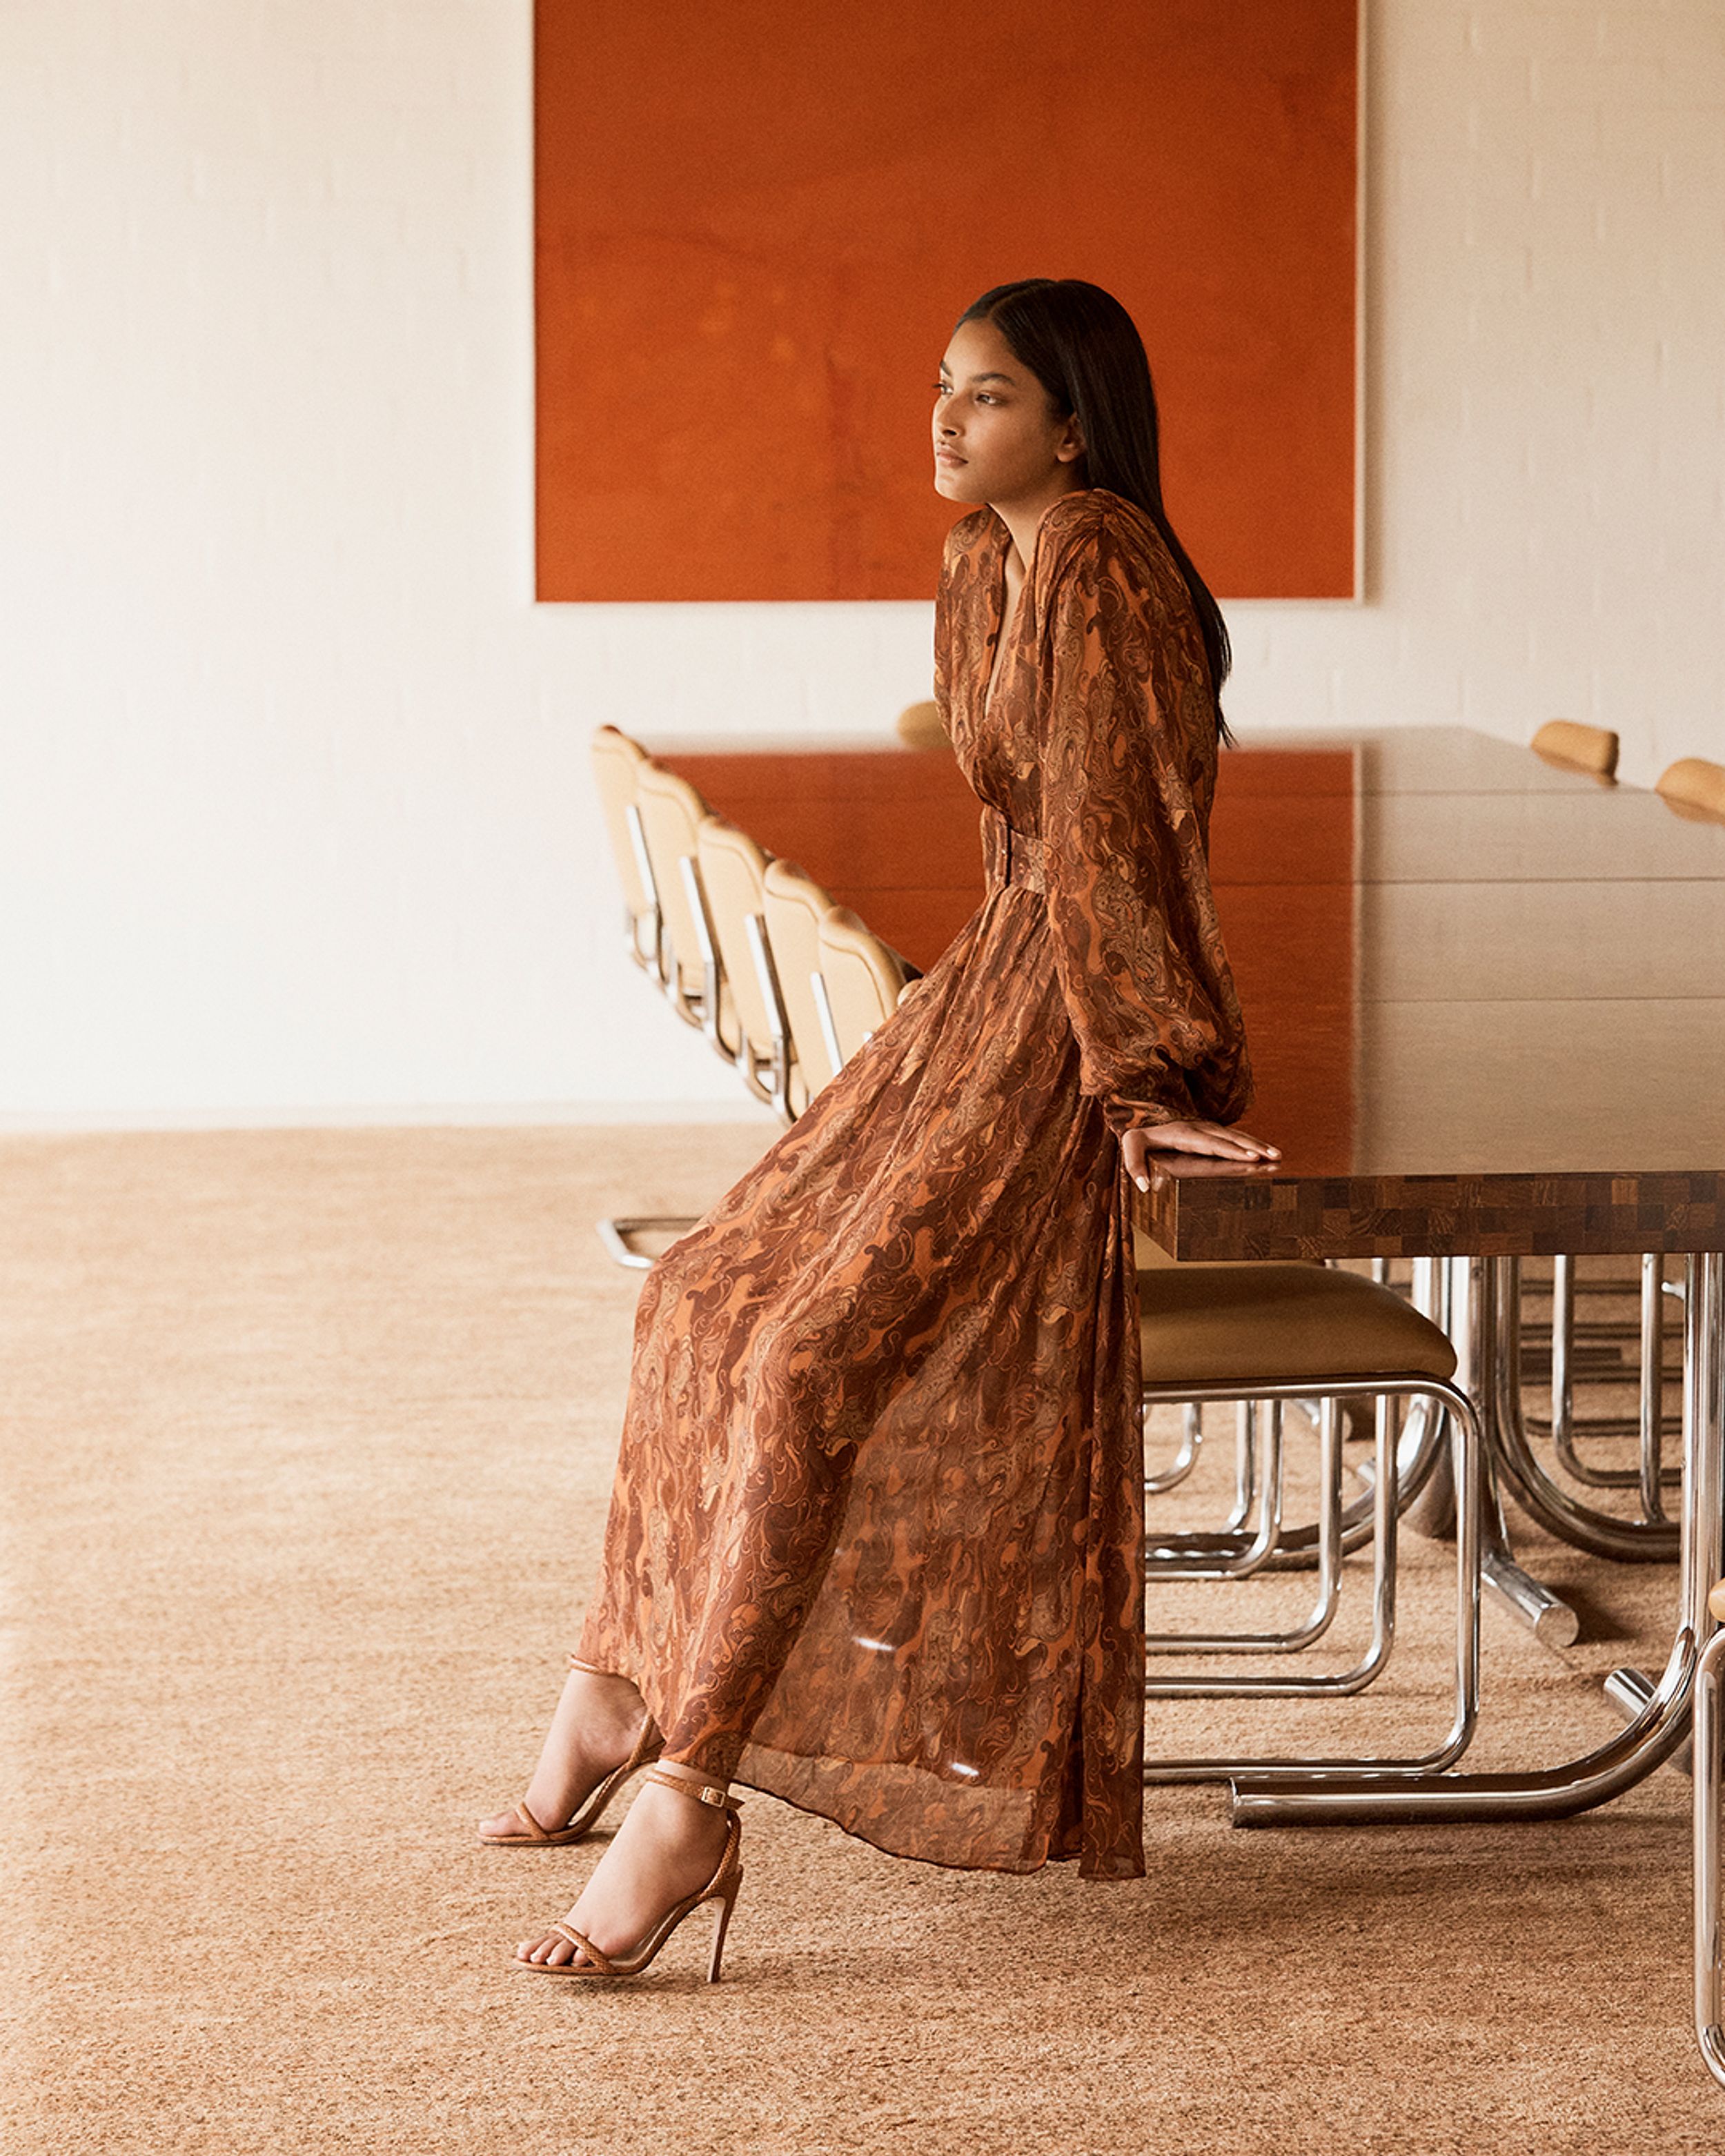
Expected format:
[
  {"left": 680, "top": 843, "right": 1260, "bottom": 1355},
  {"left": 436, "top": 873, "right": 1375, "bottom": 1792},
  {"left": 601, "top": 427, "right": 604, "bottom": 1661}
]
[{"left": 932, "top": 382, "right": 950, "bottom": 397}]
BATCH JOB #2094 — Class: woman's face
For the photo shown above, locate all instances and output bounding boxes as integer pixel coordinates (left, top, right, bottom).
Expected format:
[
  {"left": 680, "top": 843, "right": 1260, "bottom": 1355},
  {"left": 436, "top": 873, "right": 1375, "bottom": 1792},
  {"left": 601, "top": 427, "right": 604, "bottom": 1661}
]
[{"left": 931, "top": 316, "right": 1085, "bottom": 508}]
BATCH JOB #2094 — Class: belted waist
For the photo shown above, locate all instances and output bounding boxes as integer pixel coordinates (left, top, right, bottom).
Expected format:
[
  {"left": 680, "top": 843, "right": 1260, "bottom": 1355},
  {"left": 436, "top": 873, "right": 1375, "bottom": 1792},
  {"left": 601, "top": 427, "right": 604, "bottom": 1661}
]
[{"left": 983, "top": 809, "right": 1048, "bottom": 896}]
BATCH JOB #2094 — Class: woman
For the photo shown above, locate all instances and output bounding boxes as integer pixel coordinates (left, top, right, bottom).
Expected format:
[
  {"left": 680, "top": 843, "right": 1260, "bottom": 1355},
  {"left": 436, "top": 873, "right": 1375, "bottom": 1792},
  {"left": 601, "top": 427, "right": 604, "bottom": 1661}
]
[{"left": 486, "top": 277, "right": 1279, "bottom": 1978}]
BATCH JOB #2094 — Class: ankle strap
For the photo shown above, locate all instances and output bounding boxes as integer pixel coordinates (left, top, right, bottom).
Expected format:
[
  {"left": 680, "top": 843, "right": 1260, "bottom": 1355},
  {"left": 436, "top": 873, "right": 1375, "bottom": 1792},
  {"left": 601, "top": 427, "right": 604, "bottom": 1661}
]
[{"left": 644, "top": 1767, "right": 735, "bottom": 1810}]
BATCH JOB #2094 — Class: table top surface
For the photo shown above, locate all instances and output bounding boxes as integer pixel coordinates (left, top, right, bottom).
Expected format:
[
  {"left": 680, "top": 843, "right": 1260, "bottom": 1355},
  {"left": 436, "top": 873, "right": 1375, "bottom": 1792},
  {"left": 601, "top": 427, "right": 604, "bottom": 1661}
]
[{"left": 652, "top": 725, "right": 1725, "bottom": 1258}]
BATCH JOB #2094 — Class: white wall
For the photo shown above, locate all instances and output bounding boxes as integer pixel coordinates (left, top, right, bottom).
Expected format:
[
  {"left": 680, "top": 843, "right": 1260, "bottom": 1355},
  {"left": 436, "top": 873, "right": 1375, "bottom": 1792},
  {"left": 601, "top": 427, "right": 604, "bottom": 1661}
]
[{"left": 1, "top": 1, "right": 1720, "bottom": 1125}]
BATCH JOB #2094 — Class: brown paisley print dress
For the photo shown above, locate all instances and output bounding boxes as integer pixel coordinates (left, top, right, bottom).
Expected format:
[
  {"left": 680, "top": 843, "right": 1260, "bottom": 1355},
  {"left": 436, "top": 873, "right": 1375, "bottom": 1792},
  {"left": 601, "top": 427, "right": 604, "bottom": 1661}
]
[{"left": 578, "top": 487, "right": 1251, "bottom": 1880}]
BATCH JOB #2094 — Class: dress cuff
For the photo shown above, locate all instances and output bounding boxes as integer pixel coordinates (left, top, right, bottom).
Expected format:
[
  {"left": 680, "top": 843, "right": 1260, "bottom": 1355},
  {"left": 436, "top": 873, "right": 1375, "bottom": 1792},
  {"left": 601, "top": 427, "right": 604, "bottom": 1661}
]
[{"left": 1102, "top": 1081, "right": 1196, "bottom": 1138}]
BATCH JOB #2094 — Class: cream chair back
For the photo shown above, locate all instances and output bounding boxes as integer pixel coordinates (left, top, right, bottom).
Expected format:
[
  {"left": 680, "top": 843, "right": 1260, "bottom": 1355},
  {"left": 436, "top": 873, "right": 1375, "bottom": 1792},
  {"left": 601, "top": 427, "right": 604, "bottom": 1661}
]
[
  {"left": 1657, "top": 758, "right": 1725, "bottom": 824},
  {"left": 816, "top": 906, "right": 907, "bottom": 1067},
  {"left": 696, "top": 815, "right": 791, "bottom": 1116},
  {"left": 1531, "top": 720, "right": 1618, "bottom": 779},
  {"left": 896, "top": 700, "right": 947, "bottom": 750},
  {"left": 589, "top": 726, "right": 659, "bottom": 971},
  {"left": 635, "top": 762, "right": 737, "bottom": 1050},
  {"left": 762, "top": 857, "right": 838, "bottom": 1112}
]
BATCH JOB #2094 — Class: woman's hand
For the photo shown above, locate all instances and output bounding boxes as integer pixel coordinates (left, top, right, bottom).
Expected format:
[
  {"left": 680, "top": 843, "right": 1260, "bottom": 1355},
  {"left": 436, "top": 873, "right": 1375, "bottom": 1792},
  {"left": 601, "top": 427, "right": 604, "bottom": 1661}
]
[{"left": 1120, "top": 1120, "right": 1281, "bottom": 1191}]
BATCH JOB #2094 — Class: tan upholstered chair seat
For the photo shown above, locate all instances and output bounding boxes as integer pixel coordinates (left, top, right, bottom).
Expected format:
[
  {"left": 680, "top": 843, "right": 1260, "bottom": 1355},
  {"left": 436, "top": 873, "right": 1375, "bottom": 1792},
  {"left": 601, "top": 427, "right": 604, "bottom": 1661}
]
[{"left": 1139, "top": 1263, "right": 1457, "bottom": 1388}]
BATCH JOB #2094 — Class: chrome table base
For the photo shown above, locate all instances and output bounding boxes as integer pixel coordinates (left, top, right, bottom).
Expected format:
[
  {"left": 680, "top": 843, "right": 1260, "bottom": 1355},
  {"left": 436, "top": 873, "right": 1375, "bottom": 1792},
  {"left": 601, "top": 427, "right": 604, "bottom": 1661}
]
[
  {"left": 1227, "top": 1252, "right": 1724, "bottom": 1828},
  {"left": 1695, "top": 1616, "right": 1725, "bottom": 2090}
]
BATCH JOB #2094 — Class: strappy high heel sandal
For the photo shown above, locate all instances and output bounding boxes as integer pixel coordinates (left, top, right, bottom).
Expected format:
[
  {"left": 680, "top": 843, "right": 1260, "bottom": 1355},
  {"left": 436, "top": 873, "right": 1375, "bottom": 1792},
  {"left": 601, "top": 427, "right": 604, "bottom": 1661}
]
[
  {"left": 477, "top": 1656, "right": 662, "bottom": 1848},
  {"left": 511, "top": 1768, "right": 745, "bottom": 1983}
]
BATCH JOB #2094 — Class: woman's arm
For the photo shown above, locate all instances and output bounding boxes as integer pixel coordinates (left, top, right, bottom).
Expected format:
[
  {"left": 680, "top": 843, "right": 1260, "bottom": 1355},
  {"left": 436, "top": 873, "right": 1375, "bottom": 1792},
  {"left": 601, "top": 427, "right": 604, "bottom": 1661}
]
[{"left": 1038, "top": 521, "right": 1255, "bottom": 1150}]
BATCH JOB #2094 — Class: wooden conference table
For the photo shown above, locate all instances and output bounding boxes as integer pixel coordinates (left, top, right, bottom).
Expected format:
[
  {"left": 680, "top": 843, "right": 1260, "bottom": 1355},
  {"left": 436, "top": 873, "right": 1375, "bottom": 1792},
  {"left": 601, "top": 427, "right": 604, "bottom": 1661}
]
[{"left": 654, "top": 724, "right": 1725, "bottom": 1828}]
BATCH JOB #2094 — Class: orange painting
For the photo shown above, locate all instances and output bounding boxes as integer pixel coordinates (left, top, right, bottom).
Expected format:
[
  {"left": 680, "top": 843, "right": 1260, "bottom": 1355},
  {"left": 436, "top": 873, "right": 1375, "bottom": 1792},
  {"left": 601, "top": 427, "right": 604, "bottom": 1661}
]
[{"left": 535, "top": 1, "right": 1357, "bottom": 602}]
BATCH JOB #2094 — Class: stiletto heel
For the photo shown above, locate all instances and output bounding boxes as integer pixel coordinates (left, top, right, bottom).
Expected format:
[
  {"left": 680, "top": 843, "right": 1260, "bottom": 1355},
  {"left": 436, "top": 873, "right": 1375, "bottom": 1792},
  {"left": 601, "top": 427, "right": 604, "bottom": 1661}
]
[
  {"left": 478, "top": 1656, "right": 662, "bottom": 1847},
  {"left": 512, "top": 1768, "right": 745, "bottom": 1982},
  {"left": 707, "top": 1867, "right": 742, "bottom": 1984}
]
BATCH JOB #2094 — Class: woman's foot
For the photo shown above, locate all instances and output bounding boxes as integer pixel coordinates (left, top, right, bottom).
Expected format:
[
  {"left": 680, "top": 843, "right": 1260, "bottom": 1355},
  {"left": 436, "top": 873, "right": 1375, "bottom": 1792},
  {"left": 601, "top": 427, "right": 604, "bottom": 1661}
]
[
  {"left": 513, "top": 1766, "right": 733, "bottom": 1969},
  {"left": 478, "top": 1663, "right": 654, "bottom": 1841}
]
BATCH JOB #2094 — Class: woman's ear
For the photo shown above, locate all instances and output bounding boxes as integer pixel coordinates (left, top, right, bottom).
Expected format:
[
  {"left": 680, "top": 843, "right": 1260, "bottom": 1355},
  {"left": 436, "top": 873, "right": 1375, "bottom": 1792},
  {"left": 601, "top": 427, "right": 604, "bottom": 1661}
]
[{"left": 1055, "top": 417, "right": 1087, "bottom": 466}]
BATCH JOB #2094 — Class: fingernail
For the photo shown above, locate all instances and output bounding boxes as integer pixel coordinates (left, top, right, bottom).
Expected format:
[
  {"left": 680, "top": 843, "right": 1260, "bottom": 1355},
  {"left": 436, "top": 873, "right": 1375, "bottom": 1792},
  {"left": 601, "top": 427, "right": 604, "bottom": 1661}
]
[{"left": 1135, "top": 1174, "right": 1150, "bottom": 1191}]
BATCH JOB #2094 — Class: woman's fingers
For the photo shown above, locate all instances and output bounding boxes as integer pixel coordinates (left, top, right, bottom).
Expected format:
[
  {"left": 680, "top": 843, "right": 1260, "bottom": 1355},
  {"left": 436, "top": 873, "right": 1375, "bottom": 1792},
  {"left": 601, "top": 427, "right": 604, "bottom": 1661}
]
[{"left": 1125, "top": 1119, "right": 1283, "bottom": 1178}]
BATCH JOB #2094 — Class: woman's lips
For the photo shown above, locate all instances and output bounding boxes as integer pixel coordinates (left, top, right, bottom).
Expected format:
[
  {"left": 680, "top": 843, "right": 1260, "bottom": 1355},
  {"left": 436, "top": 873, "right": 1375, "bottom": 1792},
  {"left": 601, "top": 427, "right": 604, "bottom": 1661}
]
[{"left": 935, "top": 449, "right": 966, "bottom": 466}]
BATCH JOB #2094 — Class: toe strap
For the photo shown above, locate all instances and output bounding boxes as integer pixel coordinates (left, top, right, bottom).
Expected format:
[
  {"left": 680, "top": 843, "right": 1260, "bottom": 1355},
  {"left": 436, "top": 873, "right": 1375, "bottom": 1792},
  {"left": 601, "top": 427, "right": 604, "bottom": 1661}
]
[{"left": 552, "top": 1921, "right": 616, "bottom": 1975}]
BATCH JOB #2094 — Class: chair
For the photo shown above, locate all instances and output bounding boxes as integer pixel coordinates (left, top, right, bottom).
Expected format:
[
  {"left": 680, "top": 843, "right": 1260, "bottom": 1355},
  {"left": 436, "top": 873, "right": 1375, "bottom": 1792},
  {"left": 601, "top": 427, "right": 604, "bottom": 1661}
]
[
  {"left": 762, "top": 858, "right": 840, "bottom": 1113},
  {"left": 1531, "top": 720, "right": 1619, "bottom": 779},
  {"left": 1695, "top": 1578, "right": 1725, "bottom": 2088},
  {"left": 1658, "top": 758, "right": 1725, "bottom": 826},
  {"left": 695, "top": 815, "right": 796, "bottom": 1121},
  {"left": 589, "top": 725, "right": 662, "bottom": 976},
  {"left": 1138, "top": 1262, "right": 1482, "bottom": 1783},
  {"left": 895, "top": 700, "right": 947, "bottom": 750},
  {"left": 1521, "top": 1254, "right": 1680, "bottom": 1531},
  {"left": 815, "top": 907, "right": 911, "bottom": 1069},
  {"left": 633, "top": 762, "right": 740, "bottom": 1054},
  {"left": 589, "top": 740, "right": 742, "bottom": 1272}
]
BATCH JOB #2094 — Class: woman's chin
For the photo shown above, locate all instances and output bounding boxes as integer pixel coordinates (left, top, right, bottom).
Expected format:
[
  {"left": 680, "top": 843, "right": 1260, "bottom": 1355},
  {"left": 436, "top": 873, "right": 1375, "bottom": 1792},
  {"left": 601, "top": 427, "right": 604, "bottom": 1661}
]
[{"left": 933, "top": 467, "right": 985, "bottom": 504}]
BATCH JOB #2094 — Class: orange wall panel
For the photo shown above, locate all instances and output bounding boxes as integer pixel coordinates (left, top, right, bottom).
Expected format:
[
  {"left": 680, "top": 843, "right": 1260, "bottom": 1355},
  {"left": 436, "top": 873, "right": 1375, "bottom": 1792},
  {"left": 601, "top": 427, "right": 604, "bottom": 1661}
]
[{"left": 536, "top": 1, "right": 1357, "bottom": 602}]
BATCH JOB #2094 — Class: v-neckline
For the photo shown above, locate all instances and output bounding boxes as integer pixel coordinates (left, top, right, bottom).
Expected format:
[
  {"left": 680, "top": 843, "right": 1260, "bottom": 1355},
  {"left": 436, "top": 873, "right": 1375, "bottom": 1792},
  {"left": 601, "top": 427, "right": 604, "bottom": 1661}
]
[
  {"left": 984, "top": 512, "right": 1036, "bottom": 718},
  {"left": 985, "top": 560, "right": 1024, "bottom": 714}
]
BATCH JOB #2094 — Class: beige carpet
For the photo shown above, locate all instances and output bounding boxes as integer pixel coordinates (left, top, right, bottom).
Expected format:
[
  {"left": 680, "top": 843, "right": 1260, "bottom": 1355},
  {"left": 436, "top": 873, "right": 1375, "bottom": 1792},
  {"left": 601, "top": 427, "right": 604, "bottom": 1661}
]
[{"left": 1, "top": 1127, "right": 1717, "bottom": 2154}]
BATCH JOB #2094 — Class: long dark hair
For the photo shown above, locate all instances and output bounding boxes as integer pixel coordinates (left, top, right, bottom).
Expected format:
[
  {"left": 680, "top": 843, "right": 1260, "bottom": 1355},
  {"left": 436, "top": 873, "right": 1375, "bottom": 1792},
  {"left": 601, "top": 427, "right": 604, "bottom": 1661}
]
[{"left": 958, "top": 277, "right": 1232, "bottom": 738}]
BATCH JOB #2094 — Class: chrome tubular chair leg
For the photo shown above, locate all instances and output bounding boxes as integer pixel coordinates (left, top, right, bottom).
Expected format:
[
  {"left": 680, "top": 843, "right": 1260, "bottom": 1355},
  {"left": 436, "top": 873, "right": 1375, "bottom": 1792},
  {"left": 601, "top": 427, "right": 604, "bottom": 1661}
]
[
  {"left": 1145, "top": 1398, "right": 1258, "bottom": 1564},
  {"left": 744, "top": 911, "right": 796, "bottom": 1124},
  {"left": 809, "top": 967, "right": 846, "bottom": 1078},
  {"left": 1146, "top": 1401, "right": 1283, "bottom": 1580},
  {"left": 1230, "top": 1252, "right": 1724, "bottom": 1828},
  {"left": 624, "top": 802, "right": 666, "bottom": 986},
  {"left": 1143, "top": 1376, "right": 1480, "bottom": 1783},
  {"left": 595, "top": 1215, "right": 700, "bottom": 1271},
  {"left": 680, "top": 853, "right": 742, "bottom": 1060},
  {"left": 1145, "top": 1401, "right": 1344, "bottom": 1663},
  {"left": 1148, "top": 1398, "right": 1400, "bottom": 1704},
  {"left": 1145, "top": 1402, "right": 1205, "bottom": 1496},
  {"left": 1490, "top": 1256, "right": 1680, "bottom": 1562},
  {"left": 1530, "top": 1251, "right": 1682, "bottom": 1481},
  {"left": 1154, "top": 1384, "right": 1444, "bottom": 1577},
  {"left": 1225, "top": 1398, "right": 1256, "bottom": 1532},
  {"left": 1695, "top": 1621, "right": 1725, "bottom": 2090}
]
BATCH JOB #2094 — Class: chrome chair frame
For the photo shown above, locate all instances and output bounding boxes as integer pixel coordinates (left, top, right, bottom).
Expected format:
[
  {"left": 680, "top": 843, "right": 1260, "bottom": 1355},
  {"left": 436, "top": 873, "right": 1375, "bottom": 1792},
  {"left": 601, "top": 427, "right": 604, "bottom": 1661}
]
[
  {"left": 1144, "top": 1258, "right": 1449, "bottom": 1582},
  {"left": 1524, "top": 1256, "right": 1682, "bottom": 1515},
  {"left": 1490, "top": 1257, "right": 1683, "bottom": 1563},
  {"left": 623, "top": 800, "right": 664, "bottom": 980},
  {"left": 596, "top": 1215, "right": 700, "bottom": 1272},
  {"left": 1141, "top": 1371, "right": 1482, "bottom": 1785},
  {"left": 1147, "top": 1400, "right": 1347, "bottom": 1659},
  {"left": 809, "top": 967, "right": 846, "bottom": 1078},
  {"left": 1145, "top": 1403, "right": 1205, "bottom": 1494},
  {"left": 742, "top": 911, "right": 798, "bottom": 1120}
]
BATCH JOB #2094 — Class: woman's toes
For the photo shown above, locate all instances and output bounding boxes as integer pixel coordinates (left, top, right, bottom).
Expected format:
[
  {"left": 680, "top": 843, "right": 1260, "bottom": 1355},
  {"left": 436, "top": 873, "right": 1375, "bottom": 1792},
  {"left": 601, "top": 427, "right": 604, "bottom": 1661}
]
[{"left": 513, "top": 1926, "right": 579, "bottom": 1966}]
